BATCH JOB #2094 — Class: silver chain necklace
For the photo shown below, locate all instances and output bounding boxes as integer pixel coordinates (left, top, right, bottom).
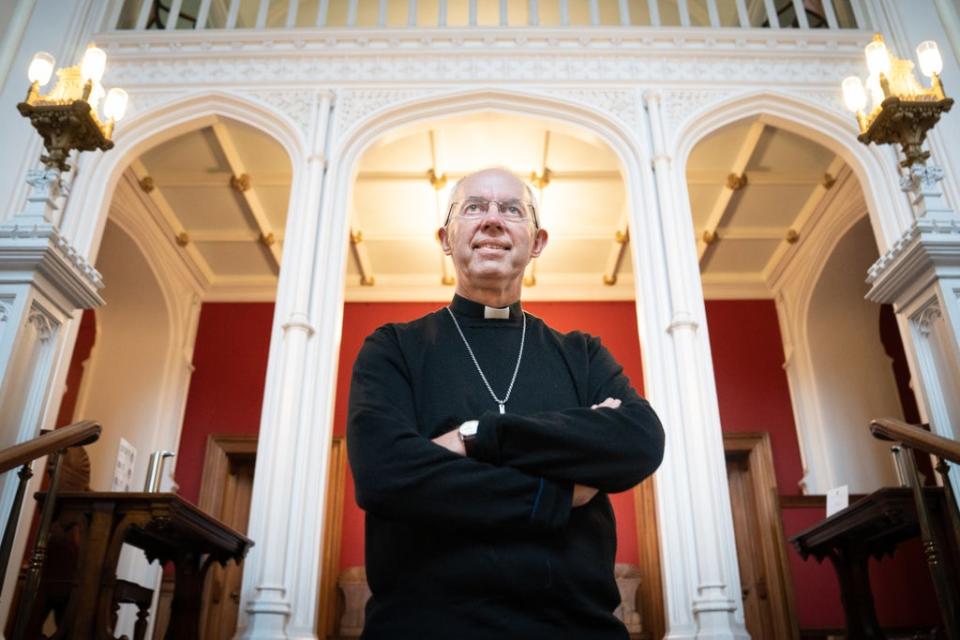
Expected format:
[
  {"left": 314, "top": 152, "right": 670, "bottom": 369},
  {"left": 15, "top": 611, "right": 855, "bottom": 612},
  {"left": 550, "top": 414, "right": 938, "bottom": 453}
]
[{"left": 445, "top": 306, "right": 526, "bottom": 414}]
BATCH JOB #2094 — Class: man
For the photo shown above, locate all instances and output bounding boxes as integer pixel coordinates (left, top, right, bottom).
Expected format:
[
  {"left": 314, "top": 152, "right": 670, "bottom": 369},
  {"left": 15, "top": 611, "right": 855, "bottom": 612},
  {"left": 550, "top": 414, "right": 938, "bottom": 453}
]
[{"left": 347, "top": 167, "right": 665, "bottom": 639}]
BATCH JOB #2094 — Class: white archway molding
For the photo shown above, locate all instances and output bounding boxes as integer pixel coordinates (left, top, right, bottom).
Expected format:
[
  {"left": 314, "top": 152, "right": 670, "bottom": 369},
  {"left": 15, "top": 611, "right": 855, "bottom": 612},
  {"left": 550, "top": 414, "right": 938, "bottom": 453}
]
[
  {"left": 60, "top": 89, "right": 309, "bottom": 262},
  {"left": 251, "top": 86, "right": 747, "bottom": 639},
  {"left": 671, "top": 90, "right": 913, "bottom": 253}
]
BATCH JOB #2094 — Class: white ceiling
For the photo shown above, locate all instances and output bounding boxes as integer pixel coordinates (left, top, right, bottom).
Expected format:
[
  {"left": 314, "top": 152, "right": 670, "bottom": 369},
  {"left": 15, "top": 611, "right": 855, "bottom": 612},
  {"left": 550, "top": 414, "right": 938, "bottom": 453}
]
[{"left": 124, "top": 111, "right": 845, "bottom": 302}]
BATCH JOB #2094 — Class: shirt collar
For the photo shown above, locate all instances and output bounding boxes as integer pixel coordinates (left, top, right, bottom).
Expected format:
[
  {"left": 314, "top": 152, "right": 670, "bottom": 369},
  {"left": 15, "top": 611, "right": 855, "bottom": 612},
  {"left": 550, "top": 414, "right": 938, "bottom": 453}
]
[{"left": 449, "top": 294, "right": 523, "bottom": 322}]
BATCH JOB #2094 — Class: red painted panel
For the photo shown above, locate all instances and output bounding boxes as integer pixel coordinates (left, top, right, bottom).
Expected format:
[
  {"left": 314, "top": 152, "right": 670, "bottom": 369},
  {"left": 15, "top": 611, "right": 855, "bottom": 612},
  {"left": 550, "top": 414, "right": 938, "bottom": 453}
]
[
  {"left": 174, "top": 303, "right": 275, "bottom": 503},
  {"left": 56, "top": 309, "right": 97, "bottom": 427}
]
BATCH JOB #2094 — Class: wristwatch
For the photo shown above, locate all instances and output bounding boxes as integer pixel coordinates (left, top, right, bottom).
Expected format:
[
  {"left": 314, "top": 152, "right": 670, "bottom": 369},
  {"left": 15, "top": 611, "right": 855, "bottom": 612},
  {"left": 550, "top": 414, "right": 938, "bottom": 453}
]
[{"left": 458, "top": 420, "right": 479, "bottom": 457}]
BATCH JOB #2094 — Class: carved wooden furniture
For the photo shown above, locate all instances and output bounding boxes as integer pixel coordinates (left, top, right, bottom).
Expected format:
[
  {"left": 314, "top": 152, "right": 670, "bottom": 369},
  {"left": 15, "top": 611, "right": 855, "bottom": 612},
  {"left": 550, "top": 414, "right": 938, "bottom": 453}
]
[
  {"left": 23, "top": 492, "right": 252, "bottom": 639},
  {"left": 790, "top": 487, "right": 958, "bottom": 640}
]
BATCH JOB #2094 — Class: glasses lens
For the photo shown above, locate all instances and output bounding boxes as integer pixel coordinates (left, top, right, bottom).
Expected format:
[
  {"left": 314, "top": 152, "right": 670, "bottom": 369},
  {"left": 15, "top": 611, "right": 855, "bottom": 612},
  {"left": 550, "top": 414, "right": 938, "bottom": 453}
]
[{"left": 458, "top": 199, "right": 530, "bottom": 221}]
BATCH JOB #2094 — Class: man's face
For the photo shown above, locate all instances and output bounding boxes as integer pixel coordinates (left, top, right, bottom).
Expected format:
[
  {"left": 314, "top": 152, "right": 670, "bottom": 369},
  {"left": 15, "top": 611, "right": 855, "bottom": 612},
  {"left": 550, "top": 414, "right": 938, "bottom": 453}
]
[{"left": 439, "top": 170, "right": 548, "bottom": 293}]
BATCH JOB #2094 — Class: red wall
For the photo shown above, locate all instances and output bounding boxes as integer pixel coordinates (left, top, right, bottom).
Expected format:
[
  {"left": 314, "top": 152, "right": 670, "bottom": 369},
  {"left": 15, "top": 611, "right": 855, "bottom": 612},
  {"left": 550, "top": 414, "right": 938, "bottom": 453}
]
[
  {"left": 56, "top": 309, "right": 97, "bottom": 428},
  {"left": 170, "top": 299, "right": 939, "bottom": 632},
  {"left": 175, "top": 303, "right": 275, "bottom": 503},
  {"left": 705, "top": 299, "right": 939, "bottom": 631}
]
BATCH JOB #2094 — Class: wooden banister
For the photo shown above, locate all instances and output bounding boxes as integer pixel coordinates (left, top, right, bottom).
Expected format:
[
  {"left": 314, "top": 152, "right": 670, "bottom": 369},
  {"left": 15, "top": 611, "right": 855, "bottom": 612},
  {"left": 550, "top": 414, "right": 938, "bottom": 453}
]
[
  {"left": 870, "top": 418, "right": 960, "bottom": 465},
  {"left": 0, "top": 421, "right": 100, "bottom": 475}
]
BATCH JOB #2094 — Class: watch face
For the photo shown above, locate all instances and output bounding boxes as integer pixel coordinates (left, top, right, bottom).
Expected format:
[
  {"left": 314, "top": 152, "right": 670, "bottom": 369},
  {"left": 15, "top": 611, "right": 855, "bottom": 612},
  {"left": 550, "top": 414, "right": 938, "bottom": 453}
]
[{"left": 460, "top": 421, "right": 479, "bottom": 437}]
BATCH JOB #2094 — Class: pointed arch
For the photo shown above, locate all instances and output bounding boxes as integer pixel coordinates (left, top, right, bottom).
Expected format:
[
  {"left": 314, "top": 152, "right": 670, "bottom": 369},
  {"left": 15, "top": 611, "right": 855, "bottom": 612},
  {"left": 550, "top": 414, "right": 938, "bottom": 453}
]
[{"left": 672, "top": 89, "right": 911, "bottom": 252}]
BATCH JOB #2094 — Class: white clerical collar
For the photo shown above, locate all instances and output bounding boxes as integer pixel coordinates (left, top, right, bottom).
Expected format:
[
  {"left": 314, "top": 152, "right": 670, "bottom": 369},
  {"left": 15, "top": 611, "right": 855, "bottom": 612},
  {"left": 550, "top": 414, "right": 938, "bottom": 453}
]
[{"left": 484, "top": 306, "right": 511, "bottom": 320}]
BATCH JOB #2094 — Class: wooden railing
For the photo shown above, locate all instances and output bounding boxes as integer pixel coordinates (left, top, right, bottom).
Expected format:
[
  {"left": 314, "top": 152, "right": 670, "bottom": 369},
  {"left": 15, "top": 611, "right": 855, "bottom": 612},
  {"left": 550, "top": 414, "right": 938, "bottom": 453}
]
[
  {"left": 104, "top": 0, "right": 865, "bottom": 32},
  {"left": 0, "top": 420, "right": 100, "bottom": 640},
  {"left": 869, "top": 417, "right": 960, "bottom": 640}
]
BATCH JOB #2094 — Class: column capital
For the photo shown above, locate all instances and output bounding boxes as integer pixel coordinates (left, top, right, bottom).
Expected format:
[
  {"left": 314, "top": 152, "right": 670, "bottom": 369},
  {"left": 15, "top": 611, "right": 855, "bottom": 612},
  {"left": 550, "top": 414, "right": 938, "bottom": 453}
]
[{"left": 0, "top": 222, "right": 103, "bottom": 311}]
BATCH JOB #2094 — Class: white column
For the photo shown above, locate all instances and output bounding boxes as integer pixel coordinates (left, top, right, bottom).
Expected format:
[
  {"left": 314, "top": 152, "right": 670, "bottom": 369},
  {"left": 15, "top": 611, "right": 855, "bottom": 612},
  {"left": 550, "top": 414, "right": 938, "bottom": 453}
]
[
  {"left": 642, "top": 90, "right": 749, "bottom": 640},
  {"left": 237, "top": 91, "right": 334, "bottom": 640},
  {"left": 0, "top": 164, "right": 104, "bottom": 622},
  {"left": 866, "top": 160, "right": 960, "bottom": 505}
]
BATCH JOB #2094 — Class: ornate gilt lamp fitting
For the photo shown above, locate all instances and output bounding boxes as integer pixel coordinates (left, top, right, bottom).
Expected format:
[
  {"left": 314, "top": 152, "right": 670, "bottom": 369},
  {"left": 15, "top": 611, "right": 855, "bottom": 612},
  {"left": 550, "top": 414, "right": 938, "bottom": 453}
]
[
  {"left": 842, "top": 35, "right": 953, "bottom": 169},
  {"left": 17, "top": 46, "right": 128, "bottom": 172}
]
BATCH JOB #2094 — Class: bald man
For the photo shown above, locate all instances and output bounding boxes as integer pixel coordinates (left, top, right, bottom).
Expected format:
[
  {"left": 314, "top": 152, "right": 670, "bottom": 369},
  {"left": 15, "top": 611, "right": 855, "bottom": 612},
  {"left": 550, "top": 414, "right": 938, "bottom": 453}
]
[{"left": 347, "top": 168, "right": 664, "bottom": 639}]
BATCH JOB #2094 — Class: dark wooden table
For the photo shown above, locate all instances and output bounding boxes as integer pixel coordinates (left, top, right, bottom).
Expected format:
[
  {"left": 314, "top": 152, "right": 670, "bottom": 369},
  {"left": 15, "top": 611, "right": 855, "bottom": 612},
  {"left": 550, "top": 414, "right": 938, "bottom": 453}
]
[
  {"left": 790, "top": 487, "right": 955, "bottom": 640},
  {"left": 26, "top": 492, "right": 253, "bottom": 639}
]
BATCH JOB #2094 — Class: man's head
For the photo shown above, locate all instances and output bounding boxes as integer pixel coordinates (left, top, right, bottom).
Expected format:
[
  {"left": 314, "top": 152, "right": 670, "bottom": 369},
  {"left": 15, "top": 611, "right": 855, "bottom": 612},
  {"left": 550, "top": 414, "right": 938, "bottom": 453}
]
[{"left": 438, "top": 168, "right": 548, "bottom": 305}]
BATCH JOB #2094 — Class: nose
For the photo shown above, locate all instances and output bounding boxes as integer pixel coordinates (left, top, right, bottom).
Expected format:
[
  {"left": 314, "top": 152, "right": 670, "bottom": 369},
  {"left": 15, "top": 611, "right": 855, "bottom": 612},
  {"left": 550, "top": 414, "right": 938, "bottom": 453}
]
[{"left": 479, "top": 201, "right": 506, "bottom": 229}]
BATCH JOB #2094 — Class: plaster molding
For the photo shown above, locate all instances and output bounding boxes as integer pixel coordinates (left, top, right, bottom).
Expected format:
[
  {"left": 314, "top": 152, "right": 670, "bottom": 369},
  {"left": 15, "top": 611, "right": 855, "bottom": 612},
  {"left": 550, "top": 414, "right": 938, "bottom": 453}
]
[
  {"left": 0, "top": 222, "right": 104, "bottom": 311},
  {"left": 334, "top": 89, "right": 437, "bottom": 138},
  {"left": 545, "top": 88, "right": 641, "bottom": 131},
  {"left": 244, "top": 89, "right": 318, "bottom": 137},
  {"left": 914, "top": 302, "right": 944, "bottom": 337},
  {"left": 866, "top": 218, "right": 960, "bottom": 306},
  {"left": 27, "top": 306, "right": 58, "bottom": 343}
]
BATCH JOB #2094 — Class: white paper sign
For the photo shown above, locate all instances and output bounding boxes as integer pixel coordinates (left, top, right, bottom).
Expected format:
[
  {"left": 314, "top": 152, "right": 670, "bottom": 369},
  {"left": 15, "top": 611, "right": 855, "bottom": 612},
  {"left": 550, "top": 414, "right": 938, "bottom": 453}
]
[
  {"left": 826, "top": 485, "right": 849, "bottom": 517},
  {"left": 112, "top": 437, "right": 136, "bottom": 492}
]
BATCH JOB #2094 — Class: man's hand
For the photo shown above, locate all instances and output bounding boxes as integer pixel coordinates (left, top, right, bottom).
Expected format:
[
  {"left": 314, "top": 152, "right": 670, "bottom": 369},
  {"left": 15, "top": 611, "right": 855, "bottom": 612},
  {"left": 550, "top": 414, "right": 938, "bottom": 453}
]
[
  {"left": 432, "top": 427, "right": 466, "bottom": 456},
  {"left": 573, "top": 484, "right": 598, "bottom": 507},
  {"left": 591, "top": 397, "right": 621, "bottom": 410}
]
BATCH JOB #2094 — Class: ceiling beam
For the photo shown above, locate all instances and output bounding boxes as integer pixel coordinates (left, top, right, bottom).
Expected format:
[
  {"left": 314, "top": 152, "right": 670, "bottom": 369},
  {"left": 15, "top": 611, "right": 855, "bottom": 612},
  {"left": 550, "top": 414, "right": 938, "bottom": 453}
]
[
  {"left": 697, "top": 120, "right": 766, "bottom": 267},
  {"left": 128, "top": 160, "right": 215, "bottom": 284},
  {"left": 349, "top": 227, "right": 376, "bottom": 286},
  {"left": 686, "top": 169, "right": 832, "bottom": 186},
  {"left": 602, "top": 210, "right": 630, "bottom": 286},
  {"left": 188, "top": 229, "right": 287, "bottom": 243},
  {"left": 762, "top": 157, "right": 848, "bottom": 282},
  {"left": 147, "top": 170, "right": 292, "bottom": 188},
  {"left": 355, "top": 169, "right": 621, "bottom": 182},
  {"left": 209, "top": 119, "right": 283, "bottom": 274}
]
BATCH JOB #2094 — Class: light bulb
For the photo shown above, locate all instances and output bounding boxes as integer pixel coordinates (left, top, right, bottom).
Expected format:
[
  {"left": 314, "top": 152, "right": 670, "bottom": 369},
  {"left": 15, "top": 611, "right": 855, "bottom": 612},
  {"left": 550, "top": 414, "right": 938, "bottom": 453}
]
[
  {"left": 865, "top": 38, "right": 891, "bottom": 77},
  {"left": 88, "top": 82, "right": 105, "bottom": 110},
  {"left": 80, "top": 46, "right": 107, "bottom": 84},
  {"left": 103, "top": 88, "right": 128, "bottom": 122},
  {"left": 842, "top": 76, "right": 867, "bottom": 113},
  {"left": 27, "top": 52, "right": 55, "bottom": 86},
  {"left": 866, "top": 74, "right": 885, "bottom": 110},
  {"left": 916, "top": 41, "right": 943, "bottom": 77}
]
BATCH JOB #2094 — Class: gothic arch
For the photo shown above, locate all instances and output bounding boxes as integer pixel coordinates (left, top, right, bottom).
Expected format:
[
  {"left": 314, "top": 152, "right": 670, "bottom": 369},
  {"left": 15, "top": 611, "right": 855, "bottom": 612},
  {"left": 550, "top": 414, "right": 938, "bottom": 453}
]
[
  {"left": 60, "top": 89, "right": 308, "bottom": 263},
  {"left": 672, "top": 89, "right": 912, "bottom": 251}
]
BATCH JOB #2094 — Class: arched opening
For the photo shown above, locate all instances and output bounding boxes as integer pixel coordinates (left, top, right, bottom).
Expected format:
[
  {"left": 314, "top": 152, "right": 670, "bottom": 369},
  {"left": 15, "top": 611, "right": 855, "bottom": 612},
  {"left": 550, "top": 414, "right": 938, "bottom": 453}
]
[
  {"left": 682, "top": 107, "right": 938, "bottom": 637},
  {"left": 325, "top": 108, "right": 665, "bottom": 638},
  {"left": 27, "top": 107, "right": 296, "bottom": 638}
]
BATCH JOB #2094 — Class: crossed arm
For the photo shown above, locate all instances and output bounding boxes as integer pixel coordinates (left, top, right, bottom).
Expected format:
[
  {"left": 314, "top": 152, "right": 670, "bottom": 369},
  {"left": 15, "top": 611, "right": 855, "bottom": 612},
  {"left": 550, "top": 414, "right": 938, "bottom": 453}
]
[{"left": 347, "top": 327, "right": 665, "bottom": 533}]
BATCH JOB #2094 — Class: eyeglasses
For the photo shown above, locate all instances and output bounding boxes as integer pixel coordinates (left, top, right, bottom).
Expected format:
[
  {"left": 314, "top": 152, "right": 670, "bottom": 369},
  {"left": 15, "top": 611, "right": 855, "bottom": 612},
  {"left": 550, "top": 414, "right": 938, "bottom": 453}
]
[{"left": 445, "top": 198, "right": 539, "bottom": 228}]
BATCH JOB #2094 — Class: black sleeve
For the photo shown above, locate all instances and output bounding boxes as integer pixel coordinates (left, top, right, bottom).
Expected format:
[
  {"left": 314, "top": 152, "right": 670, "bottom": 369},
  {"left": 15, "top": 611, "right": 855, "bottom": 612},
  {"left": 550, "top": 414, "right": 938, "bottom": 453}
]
[
  {"left": 469, "top": 335, "right": 665, "bottom": 493},
  {"left": 347, "top": 326, "right": 573, "bottom": 533}
]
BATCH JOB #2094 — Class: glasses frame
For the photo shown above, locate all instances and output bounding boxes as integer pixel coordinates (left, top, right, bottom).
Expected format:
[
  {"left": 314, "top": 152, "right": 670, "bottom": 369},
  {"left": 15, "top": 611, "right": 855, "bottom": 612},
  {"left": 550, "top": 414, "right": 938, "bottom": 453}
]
[{"left": 444, "top": 198, "right": 540, "bottom": 229}]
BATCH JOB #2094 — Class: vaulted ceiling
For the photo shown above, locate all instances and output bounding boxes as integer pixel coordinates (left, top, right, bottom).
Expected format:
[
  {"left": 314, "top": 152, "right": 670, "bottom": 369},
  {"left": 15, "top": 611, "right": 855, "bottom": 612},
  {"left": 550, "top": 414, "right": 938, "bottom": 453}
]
[{"left": 125, "top": 111, "right": 846, "bottom": 302}]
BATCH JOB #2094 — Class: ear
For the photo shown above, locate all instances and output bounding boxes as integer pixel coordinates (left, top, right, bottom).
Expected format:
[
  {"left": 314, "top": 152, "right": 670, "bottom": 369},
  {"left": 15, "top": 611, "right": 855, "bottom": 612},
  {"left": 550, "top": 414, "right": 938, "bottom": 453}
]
[
  {"left": 438, "top": 226, "right": 453, "bottom": 255},
  {"left": 530, "top": 228, "right": 548, "bottom": 258}
]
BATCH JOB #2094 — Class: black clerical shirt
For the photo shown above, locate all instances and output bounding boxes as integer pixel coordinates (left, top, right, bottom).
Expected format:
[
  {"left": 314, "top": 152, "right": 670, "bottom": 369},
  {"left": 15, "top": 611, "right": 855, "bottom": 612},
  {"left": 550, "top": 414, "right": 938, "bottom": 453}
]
[{"left": 347, "top": 295, "right": 665, "bottom": 640}]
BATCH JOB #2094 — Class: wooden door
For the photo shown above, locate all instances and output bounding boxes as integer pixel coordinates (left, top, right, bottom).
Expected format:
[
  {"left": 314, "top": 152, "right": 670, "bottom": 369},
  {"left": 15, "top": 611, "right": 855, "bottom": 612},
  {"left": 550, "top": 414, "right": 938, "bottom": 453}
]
[
  {"left": 196, "top": 435, "right": 258, "bottom": 640},
  {"left": 203, "top": 456, "right": 254, "bottom": 639},
  {"left": 724, "top": 433, "right": 799, "bottom": 640}
]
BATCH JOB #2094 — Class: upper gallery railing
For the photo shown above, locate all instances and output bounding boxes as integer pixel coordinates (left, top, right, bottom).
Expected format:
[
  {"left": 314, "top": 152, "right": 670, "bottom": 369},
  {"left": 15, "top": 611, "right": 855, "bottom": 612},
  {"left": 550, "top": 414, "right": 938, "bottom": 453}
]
[{"left": 103, "top": 0, "right": 865, "bottom": 32}]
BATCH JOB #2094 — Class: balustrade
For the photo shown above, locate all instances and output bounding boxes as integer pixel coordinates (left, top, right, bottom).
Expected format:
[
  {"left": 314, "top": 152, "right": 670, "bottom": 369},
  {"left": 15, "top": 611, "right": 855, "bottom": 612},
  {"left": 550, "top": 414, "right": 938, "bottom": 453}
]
[{"left": 104, "top": 0, "right": 863, "bottom": 32}]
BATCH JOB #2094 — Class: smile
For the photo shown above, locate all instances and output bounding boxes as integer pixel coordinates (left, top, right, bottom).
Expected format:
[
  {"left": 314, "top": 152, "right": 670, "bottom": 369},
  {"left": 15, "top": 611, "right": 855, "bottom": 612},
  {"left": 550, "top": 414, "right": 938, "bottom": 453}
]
[{"left": 474, "top": 243, "right": 510, "bottom": 251}]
